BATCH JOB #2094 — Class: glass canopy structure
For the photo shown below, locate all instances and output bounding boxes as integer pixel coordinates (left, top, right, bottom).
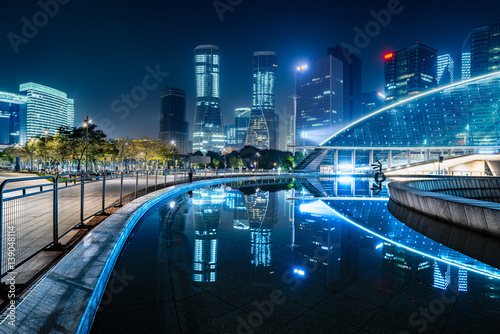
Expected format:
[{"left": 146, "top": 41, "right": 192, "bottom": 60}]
[{"left": 296, "top": 71, "right": 500, "bottom": 171}]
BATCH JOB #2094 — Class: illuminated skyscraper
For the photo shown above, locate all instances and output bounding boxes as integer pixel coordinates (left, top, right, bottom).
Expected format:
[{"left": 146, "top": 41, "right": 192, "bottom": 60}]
[
  {"left": 461, "top": 52, "right": 472, "bottom": 80},
  {"left": 462, "top": 24, "right": 500, "bottom": 77},
  {"left": 193, "top": 45, "right": 224, "bottom": 153},
  {"left": 235, "top": 107, "right": 251, "bottom": 146},
  {"left": 437, "top": 54, "right": 455, "bottom": 85},
  {"left": 295, "top": 53, "right": 344, "bottom": 146},
  {"left": 0, "top": 91, "right": 26, "bottom": 145},
  {"left": 384, "top": 43, "right": 438, "bottom": 103},
  {"left": 245, "top": 51, "right": 278, "bottom": 150},
  {"left": 19, "top": 82, "right": 75, "bottom": 145},
  {"left": 160, "top": 88, "right": 189, "bottom": 154}
]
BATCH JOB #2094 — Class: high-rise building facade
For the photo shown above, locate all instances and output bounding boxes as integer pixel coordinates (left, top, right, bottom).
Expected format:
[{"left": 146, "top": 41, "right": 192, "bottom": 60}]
[
  {"left": 19, "top": 82, "right": 74, "bottom": 145},
  {"left": 235, "top": 107, "right": 250, "bottom": 146},
  {"left": 437, "top": 54, "right": 455, "bottom": 85},
  {"left": 193, "top": 45, "right": 224, "bottom": 153},
  {"left": 245, "top": 51, "right": 278, "bottom": 150},
  {"left": 463, "top": 24, "right": 500, "bottom": 77},
  {"left": 0, "top": 91, "right": 26, "bottom": 145},
  {"left": 327, "top": 45, "right": 362, "bottom": 124},
  {"left": 296, "top": 54, "right": 343, "bottom": 146},
  {"left": 461, "top": 52, "right": 471, "bottom": 80},
  {"left": 384, "top": 43, "right": 438, "bottom": 103},
  {"left": 160, "top": 88, "right": 189, "bottom": 154}
]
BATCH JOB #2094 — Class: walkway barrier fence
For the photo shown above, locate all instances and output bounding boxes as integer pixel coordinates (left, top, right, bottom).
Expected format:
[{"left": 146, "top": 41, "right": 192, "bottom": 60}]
[{"left": 0, "top": 168, "right": 294, "bottom": 277}]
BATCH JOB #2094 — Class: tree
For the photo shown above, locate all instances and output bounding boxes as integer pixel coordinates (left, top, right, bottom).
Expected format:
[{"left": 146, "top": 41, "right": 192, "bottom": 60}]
[{"left": 229, "top": 156, "right": 244, "bottom": 169}]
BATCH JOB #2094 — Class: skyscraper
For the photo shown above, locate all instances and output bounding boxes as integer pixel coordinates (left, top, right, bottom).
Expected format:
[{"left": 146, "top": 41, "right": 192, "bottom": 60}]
[
  {"left": 19, "top": 82, "right": 74, "bottom": 145},
  {"left": 384, "top": 43, "right": 438, "bottom": 103},
  {"left": 461, "top": 52, "right": 471, "bottom": 80},
  {"left": 160, "top": 88, "right": 189, "bottom": 154},
  {"left": 235, "top": 107, "right": 251, "bottom": 146},
  {"left": 245, "top": 51, "right": 278, "bottom": 150},
  {"left": 327, "top": 45, "right": 362, "bottom": 124},
  {"left": 463, "top": 23, "right": 500, "bottom": 77},
  {"left": 437, "top": 54, "right": 455, "bottom": 85},
  {"left": 295, "top": 53, "right": 343, "bottom": 146},
  {"left": 0, "top": 91, "right": 26, "bottom": 145},
  {"left": 193, "top": 45, "right": 224, "bottom": 153}
]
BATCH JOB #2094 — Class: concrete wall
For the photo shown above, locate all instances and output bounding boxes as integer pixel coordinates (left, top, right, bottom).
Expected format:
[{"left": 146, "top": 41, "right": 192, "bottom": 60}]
[{"left": 388, "top": 177, "right": 500, "bottom": 237}]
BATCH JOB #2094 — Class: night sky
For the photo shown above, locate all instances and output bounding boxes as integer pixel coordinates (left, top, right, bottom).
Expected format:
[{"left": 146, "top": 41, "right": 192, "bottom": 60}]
[{"left": 1, "top": 0, "right": 498, "bottom": 141}]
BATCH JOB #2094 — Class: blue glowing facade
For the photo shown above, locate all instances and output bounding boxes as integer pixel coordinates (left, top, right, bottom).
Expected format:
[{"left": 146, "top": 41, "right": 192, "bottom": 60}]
[
  {"left": 0, "top": 91, "right": 26, "bottom": 145},
  {"left": 246, "top": 51, "right": 278, "bottom": 150},
  {"left": 321, "top": 71, "right": 500, "bottom": 149},
  {"left": 19, "top": 82, "right": 75, "bottom": 145},
  {"left": 193, "top": 45, "right": 224, "bottom": 153}
]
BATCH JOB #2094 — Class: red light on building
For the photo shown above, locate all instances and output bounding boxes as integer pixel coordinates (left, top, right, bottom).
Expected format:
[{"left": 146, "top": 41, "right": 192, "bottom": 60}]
[{"left": 384, "top": 53, "right": 393, "bottom": 60}]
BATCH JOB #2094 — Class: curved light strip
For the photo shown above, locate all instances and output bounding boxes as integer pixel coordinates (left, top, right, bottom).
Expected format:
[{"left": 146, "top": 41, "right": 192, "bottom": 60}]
[
  {"left": 316, "top": 200, "right": 500, "bottom": 280},
  {"left": 319, "top": 70, "right": 500, "bottom": 146}
]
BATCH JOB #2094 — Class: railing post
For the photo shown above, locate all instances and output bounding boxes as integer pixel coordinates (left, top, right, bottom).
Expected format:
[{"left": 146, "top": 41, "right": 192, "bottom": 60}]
[
  {"left": 53, "top": 177, "right": 59, "bottom": 247},
  {"left": 146, "top": 170, "right": 149, "bottom": 194},
  {"left": 120, "top": 172, "right": 124, "bottom": 204},
  {"left": 155, "top": 168, "right": 158, "bottom": 191},
  {"left": 0, "top": 183, "right": 4, "bottom": 275},
  {"left": 102, "top": 172, "right": 106, "bottom": 212},
  {"left": 135, "top": 171, "right": 139, "bottom": 198},
  {"left": 81, "top": 173, "right": 85, "bottom": 223}
]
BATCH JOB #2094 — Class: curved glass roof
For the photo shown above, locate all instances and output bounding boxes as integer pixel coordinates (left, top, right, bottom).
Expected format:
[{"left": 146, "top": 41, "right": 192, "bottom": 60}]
[{"left": 321, "top": 71, "right": 500, "bottom": 148}]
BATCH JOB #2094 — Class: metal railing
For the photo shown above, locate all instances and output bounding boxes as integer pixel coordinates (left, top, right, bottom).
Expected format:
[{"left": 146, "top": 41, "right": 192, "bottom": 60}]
[{"left": 0, "top": 168, "right": 294, "bottom": 277}]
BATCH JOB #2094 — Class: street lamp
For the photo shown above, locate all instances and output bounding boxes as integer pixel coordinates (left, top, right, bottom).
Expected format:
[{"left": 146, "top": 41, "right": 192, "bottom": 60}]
[
  {"left": 44, "top": 127, "right": 49, "bottom": 174},
  {"left": 256, "top": 152, "right": 260, "bottom": 170},
  {"left": 83, "top": 116, "right": 91, "bottom": 173},
  {"left": 291, "top": 64, "right": 307, "bottom": 156},
  {"left": 14, "top": 143, "right": 20, "bottom": 171}
]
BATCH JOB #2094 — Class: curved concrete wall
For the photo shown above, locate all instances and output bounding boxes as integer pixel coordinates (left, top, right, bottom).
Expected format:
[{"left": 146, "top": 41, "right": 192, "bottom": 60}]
[{"left": 388, "top": 177, "right": 500, "bottom": 237}]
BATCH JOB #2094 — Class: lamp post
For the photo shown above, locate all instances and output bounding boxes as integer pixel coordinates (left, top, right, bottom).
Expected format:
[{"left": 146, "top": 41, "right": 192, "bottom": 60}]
[
  {"left": 43, "top": 127, "right": 49, "bottom": 174},
  {"left": 291, "top": 65, "right": 307, "bottom": 156},
  {"left": 14, "top": 143, "right": 20, "bottom": 171},
  {"left": 83, "top": 116, "right": 91, "bottom": 173},
  {"left": 256, "top": 152, "right": 260, "bottom": 170}
]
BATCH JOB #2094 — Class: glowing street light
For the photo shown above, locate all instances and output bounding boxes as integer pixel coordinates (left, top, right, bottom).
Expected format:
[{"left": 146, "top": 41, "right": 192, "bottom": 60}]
[{"left": 83, "top": 116, "right": 91, "bottom": 173}]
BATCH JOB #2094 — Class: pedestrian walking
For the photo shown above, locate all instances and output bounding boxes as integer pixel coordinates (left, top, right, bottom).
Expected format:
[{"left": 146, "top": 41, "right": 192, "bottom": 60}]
[{"left": 189, "top": 168, "right": 193, "bottom": 182}]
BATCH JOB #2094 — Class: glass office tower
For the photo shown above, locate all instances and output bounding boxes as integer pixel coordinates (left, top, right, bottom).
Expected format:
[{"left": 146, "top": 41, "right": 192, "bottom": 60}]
[
  {"left": 437, "top": 54, "right": 455, "bottom": 85},
  {"left": 0, "top": 91, "right": 26, "bottom": 145},
  {"left": 18, "top": 82, "right": 74, "bottom": 145},
  {"left": 160, "top": 88, "right": 189, "bottom": 154},
  {"left": 235, "top": 107, "right": 251, "bottom": 146},
  {"left": 245, "top": 51, "right": 278, "bottom": 150},
  {"left": 463, "top": 24, "right": 500, "bottom": 77},
  {"left": 384, "top": 43, "right": 438, "bottom": 103},
  {"left": 296, "top": 54, "right": 344, "bottom": 146},
  {"left": 193, "top": 45, "right": 224, "bottom": 153}
]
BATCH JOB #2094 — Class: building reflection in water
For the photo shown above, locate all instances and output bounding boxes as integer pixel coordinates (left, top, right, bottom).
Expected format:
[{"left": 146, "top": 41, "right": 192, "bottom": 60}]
[
  {"left": 246, "top": 190, "right": 276, "bottom": 267},
  {"left": 192, "top": 187, "right": 224, "bottom": 283},
  {"left": 224, "top": 188, "right": 249, "bottom": 230}
]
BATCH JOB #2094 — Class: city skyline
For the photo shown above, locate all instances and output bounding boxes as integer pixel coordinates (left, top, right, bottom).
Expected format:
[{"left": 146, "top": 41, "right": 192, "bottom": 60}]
[{"left": 1, "top": 0, "right": 498, "bottom": 142}]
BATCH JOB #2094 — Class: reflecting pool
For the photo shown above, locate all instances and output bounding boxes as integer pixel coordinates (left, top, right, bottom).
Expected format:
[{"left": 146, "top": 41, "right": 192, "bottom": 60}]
[{"left": 91, "top": 177, "right": 500, "bottom": 334}]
